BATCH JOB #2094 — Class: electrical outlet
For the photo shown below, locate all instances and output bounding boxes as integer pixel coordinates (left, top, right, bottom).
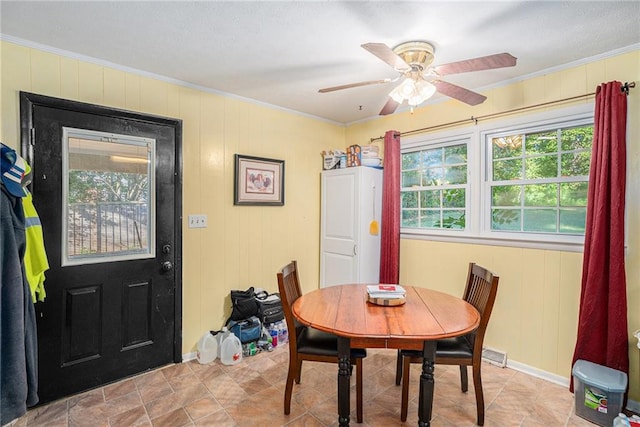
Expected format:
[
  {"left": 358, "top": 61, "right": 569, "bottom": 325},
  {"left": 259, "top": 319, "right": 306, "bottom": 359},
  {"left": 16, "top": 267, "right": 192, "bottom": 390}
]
[{"left": 188, "top": 214, "right": 208, "bottom": 228}]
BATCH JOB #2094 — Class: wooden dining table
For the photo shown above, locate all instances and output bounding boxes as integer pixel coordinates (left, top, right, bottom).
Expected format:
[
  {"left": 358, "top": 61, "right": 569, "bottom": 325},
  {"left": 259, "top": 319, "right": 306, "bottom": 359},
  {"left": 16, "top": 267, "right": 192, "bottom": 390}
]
[{"left": 291, "top": 284, "right": 480, "bottom": 427}]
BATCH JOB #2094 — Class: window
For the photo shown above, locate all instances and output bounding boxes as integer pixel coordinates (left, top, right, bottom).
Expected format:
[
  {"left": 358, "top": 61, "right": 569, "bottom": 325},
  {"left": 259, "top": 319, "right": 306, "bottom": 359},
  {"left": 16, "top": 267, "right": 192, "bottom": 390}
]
[
  {"left": 400, "top": 104, "right": 594, "bottom": 250},
  {"left": 487, "top": 124, "right": 592, "bottom": 235},
  {"left": 401, "top": 139, "right": 468, "bottom": 230},
  {"left": 62, "top": 127, "right": 156, "bottom": 266}
]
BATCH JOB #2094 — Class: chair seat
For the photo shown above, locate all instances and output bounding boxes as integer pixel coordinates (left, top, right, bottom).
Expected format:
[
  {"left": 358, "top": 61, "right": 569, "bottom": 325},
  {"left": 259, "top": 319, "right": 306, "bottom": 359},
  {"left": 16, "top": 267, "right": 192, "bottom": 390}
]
[
  {"left": 297, "top": 326, "right": 367, "bottom": 358},
  {"left": 401, "top": 335, "right": 473, "bottom": 359}
]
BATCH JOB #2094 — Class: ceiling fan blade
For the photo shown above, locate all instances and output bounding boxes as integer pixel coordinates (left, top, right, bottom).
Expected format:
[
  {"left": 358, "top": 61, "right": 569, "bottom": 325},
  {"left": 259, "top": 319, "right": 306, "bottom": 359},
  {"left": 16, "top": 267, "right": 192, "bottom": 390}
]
[
  {"left": 379, "top": 98, "right": 400, "bottom": 115},
  {"left": 434, "top": 53, "right": 517, "bottom": 76},
  {"left": 361, "top": 43, "right": 411, "bottom": 71},
  {"left": 432, "top": 80, "right": 487, "bottom": 106},
  {"left": 319, "top": 78, "right": 393, "bottom": 93}
]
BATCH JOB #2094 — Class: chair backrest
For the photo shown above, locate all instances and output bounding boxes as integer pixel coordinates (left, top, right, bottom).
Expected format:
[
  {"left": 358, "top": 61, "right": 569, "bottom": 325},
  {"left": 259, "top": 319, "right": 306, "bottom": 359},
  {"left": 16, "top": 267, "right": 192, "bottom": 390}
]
[
  {"left": 462, "top": 263, "right": 499, "bottom": 356},
  {"left": 277, "top": 260, "right": 303, "bottom": 349}
]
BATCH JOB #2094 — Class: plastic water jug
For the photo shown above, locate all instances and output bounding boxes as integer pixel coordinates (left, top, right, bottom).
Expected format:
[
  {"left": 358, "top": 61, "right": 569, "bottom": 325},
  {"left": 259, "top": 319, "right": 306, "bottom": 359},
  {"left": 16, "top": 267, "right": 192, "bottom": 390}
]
[
  {"left": 196, "top": 332, "right": 218, "bottom": 364},
  {"left": 220, "top": 329, "right": 243, "bottom": 365}
]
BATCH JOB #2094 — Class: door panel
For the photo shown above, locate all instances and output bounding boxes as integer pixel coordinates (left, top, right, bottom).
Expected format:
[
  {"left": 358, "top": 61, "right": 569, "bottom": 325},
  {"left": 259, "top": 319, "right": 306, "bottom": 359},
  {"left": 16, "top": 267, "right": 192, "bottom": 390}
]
[{"left": 20, "top": 93, "right": 182, "bottom": 404}]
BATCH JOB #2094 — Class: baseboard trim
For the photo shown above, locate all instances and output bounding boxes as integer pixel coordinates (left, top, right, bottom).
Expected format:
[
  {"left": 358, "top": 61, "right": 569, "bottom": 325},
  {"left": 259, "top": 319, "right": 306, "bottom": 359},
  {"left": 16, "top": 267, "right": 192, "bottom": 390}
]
[
  {"left": 506, "top": 359, "right": 570, "bottom": 387},
  {"left": 182, "top": 351, "right": 196, "bottom": 362}
]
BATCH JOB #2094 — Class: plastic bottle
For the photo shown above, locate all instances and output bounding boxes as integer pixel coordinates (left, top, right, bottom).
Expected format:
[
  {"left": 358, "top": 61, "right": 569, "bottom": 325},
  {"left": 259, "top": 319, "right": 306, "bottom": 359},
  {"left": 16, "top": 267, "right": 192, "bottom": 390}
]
[
  {"left": 613, "top": 413, "right": 631, "bottom": 427},
  {"left": 213, "top": 327, "right": 227, "bottom": 359},
  {"left": 269, "top": 323, "right": 278, "bottom": 348},
  {"left": 277, "top": 321, "right": 284, "bottom": 345},
  {"left": 280, "top": 321, "right": 288, "bottom": 344},
  {"left": 220, "top": 328, "right": 243, "bottom": 365},
  {"left": 196, "top": 332, "right": 218, "bottom": 364}
]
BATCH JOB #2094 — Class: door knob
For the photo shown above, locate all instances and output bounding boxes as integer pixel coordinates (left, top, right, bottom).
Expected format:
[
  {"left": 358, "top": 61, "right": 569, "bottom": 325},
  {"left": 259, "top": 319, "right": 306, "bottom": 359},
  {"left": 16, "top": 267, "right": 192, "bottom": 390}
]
[{"left": 161, "top": 261, "right": 173, "bottom": 272}]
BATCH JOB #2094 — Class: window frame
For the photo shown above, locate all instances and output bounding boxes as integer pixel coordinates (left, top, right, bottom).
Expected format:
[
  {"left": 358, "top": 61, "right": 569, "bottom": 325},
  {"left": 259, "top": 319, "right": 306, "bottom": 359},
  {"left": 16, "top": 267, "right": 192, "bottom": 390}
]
[
  {"left": 400, "top": 103, "right": 594, "bottom": 252},
  {"left": 401, "top": 133, "right": 473, "bottom": 236}
]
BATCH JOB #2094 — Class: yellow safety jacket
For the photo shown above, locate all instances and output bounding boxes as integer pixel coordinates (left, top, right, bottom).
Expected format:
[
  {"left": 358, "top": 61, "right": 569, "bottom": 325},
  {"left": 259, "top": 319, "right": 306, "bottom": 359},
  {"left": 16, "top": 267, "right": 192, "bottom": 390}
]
[{"left": 23, "top": 189, "right": 49, "bottom": 302}]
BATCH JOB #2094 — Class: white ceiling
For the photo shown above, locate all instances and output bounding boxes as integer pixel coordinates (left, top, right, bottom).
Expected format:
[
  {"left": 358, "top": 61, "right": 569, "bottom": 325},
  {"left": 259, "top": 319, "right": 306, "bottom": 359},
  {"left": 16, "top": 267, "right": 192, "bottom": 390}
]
[{"left": 1, "top": 1, "right": 639, "bottom": 124}]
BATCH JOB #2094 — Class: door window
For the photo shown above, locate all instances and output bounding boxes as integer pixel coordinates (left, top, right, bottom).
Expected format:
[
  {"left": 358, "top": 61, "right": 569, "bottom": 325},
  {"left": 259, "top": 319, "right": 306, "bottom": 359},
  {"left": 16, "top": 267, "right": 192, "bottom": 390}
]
[{"left": 62, "top": 128, "right": 156, "bottom": 266}]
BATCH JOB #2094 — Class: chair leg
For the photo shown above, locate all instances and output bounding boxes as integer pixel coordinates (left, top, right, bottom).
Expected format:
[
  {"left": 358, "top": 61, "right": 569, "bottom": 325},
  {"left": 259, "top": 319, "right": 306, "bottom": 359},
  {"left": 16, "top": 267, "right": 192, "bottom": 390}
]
[
  {"left": 472, "top": 362, "right": 484, "bottom": 426},
  {"left": 395, "top": 349, "right": 403, "bottom": 386},
  {"left": 400, "top": 356, "right": 411, "bottom": 422},
  {"left": 459, "top": 365, "right": 468, "bottom": 393},
  {"left": 284, "top": 355, "right": 298, "bottom": 414},
  {"left": 356, "top": 358, "right": 363, "bottom": 423},
  {"left": 295, "top": 359, "right": 303, "bottom": 384}
]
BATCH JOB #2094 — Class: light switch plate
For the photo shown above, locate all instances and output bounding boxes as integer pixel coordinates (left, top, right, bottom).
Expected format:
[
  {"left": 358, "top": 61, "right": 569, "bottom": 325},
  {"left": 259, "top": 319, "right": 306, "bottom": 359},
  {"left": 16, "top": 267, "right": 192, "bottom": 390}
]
[{"left": 188, "top": 214, "right": 208, "bottom": 228}]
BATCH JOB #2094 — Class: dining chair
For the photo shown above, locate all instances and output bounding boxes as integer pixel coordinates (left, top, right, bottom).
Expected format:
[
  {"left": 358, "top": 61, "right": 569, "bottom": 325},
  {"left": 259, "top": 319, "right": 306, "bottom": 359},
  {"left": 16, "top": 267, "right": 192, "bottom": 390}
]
[
  {"left": 395, "top": 262, "right": 499, "bottom": 425},
  {"left": 277, "top": 260, "right": 367, "bottom": 423}
]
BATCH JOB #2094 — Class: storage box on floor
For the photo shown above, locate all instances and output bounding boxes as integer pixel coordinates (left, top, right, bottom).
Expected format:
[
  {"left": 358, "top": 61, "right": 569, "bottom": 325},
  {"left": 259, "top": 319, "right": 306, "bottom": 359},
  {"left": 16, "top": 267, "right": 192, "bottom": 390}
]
[{"left": 572, "top": 359, "right": 628, "bottom": 427}]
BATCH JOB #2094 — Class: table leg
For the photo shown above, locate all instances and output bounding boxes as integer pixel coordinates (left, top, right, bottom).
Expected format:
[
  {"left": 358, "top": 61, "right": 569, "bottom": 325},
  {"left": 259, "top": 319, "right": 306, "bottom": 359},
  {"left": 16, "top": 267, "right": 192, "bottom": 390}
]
[
  {"left": 418, "top": 340, "right": 436, "bottom": 427},
  {"left": 337, "top": 336, "right": 351, "bottom": 426}
]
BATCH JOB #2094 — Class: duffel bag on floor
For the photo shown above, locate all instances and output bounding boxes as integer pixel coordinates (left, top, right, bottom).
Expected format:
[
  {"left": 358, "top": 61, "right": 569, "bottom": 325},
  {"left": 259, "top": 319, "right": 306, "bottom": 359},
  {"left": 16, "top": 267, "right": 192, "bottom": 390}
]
[
  {"left": 228, "top": 316, "right": 262, "bottom": 343},
  {"left": 256, "top": 292, "right": 284, "bottom": 324}
]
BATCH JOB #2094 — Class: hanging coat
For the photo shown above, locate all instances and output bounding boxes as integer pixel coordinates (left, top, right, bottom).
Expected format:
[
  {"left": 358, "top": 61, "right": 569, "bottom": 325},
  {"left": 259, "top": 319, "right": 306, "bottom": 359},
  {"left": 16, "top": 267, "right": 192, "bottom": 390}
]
[{"left": 1, "top": 184, "right": 39, "bottom": 425}]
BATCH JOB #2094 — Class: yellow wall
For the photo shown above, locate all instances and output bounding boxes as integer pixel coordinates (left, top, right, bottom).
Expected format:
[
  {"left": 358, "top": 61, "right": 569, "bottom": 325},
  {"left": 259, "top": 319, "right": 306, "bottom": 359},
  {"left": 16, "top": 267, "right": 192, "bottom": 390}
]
[
  {"left": 2, "top": 40, "right": 638, "bottom": 402},
  {"left": 346, "top": 50, "right": 640, "bottom": 401},
  {"left": 0, "top": 40, "right": 344, "bottom": 359}
]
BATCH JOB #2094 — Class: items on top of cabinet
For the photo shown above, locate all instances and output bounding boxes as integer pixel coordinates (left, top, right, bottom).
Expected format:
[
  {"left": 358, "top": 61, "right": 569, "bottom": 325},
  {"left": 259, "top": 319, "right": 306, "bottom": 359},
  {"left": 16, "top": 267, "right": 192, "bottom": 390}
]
[
  {"left": 321, "top": 149, "right": 345, "bottom": 170},
  {"left": 347, "top": 144, "right": 361, "bottom": 167},
  {"left": 361, "top": 144, "right": 382, "bottom": 167}
]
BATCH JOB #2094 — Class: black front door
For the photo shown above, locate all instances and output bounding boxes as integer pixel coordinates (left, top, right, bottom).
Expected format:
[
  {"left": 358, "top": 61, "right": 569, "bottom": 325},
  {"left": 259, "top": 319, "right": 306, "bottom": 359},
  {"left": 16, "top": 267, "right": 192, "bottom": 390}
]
[{"left": 20, "top": 92, "right": 182, "bottom": 404}]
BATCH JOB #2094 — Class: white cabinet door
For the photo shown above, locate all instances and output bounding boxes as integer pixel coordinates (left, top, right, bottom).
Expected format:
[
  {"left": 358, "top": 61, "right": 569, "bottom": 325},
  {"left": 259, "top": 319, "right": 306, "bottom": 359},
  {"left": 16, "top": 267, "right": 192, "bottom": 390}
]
[{"left": 320, "top": 167, "right": 382, "bottom": 288}]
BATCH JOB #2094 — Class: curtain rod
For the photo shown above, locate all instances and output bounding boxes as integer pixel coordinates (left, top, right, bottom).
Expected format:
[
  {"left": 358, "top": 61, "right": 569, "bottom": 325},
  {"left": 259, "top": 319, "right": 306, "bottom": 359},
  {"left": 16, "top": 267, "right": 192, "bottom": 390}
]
[{"left": 370, "top": 81, "right": 636, "bottom": 143}]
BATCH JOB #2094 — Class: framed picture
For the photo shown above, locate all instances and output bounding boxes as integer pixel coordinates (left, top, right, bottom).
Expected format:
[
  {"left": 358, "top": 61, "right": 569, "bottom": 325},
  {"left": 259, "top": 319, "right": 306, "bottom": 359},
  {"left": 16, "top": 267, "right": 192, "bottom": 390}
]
[{"left": 234, "top": 154, "right": 285, "bottom": 206}]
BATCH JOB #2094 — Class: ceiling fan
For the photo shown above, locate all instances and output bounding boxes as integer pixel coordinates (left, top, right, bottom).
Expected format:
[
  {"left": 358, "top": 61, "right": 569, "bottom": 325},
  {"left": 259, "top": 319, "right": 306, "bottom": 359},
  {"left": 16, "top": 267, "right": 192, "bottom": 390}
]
[{"left": 319, "top": 41, "right": 517, "bottom": 115}]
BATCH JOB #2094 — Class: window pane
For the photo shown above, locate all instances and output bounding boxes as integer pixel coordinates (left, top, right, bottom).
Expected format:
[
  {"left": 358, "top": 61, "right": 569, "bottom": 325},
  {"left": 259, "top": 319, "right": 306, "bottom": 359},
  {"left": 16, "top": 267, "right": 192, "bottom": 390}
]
[
  {"left": 493, "top": 158, "right": 522, "bottom": 181},
  {"left": 444, "top": 144, "right": 467, "bottom": 164},
  {"left": 492, "top": 185, "right": 521, "bottom": 206},
  {"left": 523, "top": 209, "right": 557, "bottom": 232},
  {"left": 561, "top": 152, "right": 590, "bottom": 176},
  {"left": 560, "top": 182, "right": 588, "bottom": 206},
  {"left": 402, "top": 170, "right": 420, "bottom": 187},
  {"left": 422, "top": 210, "right": 441, "bottom": 228},
  {"left": 422, "top": 149, "right": 443, "bottom": 167},
  {"left": 444, "top": 165, "right": 466, "bottom": 184},
  {"left": 443, "top": 189, "right": 465, "bottom": 208},
  {"left": 492, "top": 135, "right": 522, "bottom": 159},
  {"left": 442, "top": 210, "right": 465, "bottom": 229},
  {"left": 525, "top": 155, "right": 558, "bottom": 179},
  {"left": 401, "top": 192, "right": 418, "bottom": 208},
  {"left": 524, "top": 184, "right": 557, "bottom": 207},
  {"left": 525, "top": 131, "right": 558, "bottom": 155},
  {"left": 402, "top": 209, "right": 419, "bottom": 227},
  {"left": 560, "top": 208, "right": 587, "bottom": 233},
  {"left": 402, "top": 151, "right": 420, "bottom": 169},
  {"left": 422, "top": 168, "right": 443, "bottom": 186},
  {"left": 64, "top": 128, "right": 154, "bottom": 265},
  {"left": 420, "top": 190, "right": 440, "bottom": 208},
  {"left": 492, "top": 209, "right": 521, "bottom": 230},
  {"left": 561, "top": 125, "right": 593, "bottom": 151}
]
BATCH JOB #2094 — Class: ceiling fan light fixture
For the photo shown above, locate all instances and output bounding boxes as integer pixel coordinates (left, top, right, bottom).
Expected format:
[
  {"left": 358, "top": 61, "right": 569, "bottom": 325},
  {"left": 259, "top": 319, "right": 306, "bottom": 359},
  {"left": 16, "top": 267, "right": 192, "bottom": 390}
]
[{"left": 389, "top": 78, "right": 436, "bottom": 107}]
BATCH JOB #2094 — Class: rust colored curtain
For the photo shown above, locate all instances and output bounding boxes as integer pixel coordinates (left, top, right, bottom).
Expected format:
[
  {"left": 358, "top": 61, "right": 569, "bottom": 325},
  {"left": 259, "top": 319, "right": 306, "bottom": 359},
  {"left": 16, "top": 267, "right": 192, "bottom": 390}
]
[
  {"left": 379, "top": 130, "right": 401, "bottom": 284},
  {"left": 571, "top": 81, "right": 628, "bottom": 390}
]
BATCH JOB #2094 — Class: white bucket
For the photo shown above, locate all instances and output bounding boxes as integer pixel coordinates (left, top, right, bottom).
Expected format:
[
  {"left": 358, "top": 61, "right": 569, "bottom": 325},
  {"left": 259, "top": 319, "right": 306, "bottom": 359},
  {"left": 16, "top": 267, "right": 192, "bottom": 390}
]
[
  {"left": 220, "top": 331, "right": 243, "bottom": 365},
  {"left": 196, "top": 332, "right": 218, "bottom": 364}
]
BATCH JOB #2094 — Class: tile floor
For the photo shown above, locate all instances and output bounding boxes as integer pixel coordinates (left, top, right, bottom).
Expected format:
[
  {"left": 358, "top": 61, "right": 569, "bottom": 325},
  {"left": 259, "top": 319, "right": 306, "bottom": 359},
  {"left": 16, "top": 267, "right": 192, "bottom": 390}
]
[{"left": 10, "top": 345, "right": 618, "bottom": 426}]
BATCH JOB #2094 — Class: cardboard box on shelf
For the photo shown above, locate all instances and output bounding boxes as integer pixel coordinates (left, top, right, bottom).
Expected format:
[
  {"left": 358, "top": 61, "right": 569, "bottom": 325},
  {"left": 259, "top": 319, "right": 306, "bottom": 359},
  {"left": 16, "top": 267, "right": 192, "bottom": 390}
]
[{"left": 347, "top": 145, "right": 361, "bottom": 167}]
